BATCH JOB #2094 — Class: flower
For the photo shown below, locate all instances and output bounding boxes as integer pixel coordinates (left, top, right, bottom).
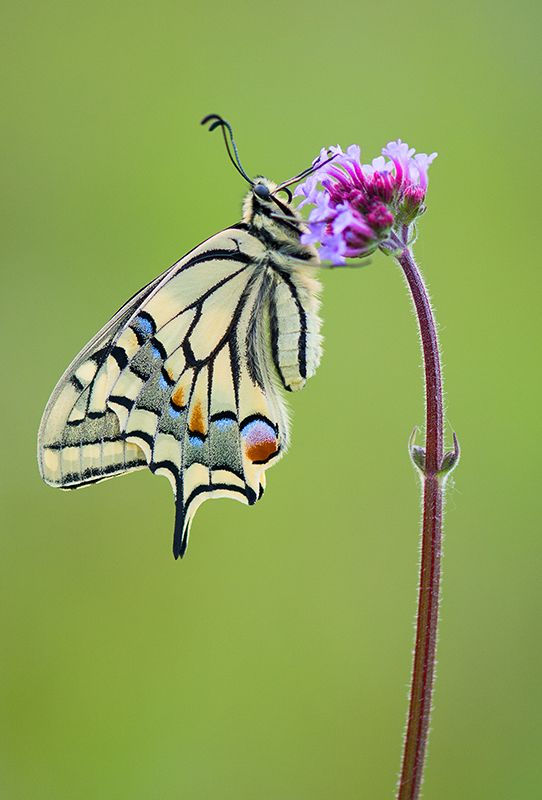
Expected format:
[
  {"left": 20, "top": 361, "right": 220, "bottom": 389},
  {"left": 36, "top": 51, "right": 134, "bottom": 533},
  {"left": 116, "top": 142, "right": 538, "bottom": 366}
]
[{"left": 295, "top": 139, "right": 437, "bottom": 264}]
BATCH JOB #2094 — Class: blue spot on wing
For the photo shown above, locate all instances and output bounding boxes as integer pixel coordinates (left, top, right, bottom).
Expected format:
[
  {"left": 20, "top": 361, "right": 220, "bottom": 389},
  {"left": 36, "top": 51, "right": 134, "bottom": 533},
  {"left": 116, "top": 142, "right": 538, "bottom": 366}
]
[
  {"left": 214, "top": 418, "right": 235, "bottom": 430},
  {"left": 134, "top": 315, "right": 154, "bottom": 336}
]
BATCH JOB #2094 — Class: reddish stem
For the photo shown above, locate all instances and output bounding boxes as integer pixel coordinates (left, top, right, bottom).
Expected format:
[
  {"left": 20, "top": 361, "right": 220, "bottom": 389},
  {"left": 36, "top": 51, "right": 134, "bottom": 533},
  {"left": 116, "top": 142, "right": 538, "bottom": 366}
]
[{"left": 394, "top": 234, "right": 447, "bottom": 800}]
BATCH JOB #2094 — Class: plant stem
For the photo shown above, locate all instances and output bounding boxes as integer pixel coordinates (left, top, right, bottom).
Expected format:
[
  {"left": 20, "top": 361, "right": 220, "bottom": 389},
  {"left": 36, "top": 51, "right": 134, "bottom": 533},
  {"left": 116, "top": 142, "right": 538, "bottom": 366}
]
[{"left": 392, "top": 232, "right": 455, "bottom": 800}]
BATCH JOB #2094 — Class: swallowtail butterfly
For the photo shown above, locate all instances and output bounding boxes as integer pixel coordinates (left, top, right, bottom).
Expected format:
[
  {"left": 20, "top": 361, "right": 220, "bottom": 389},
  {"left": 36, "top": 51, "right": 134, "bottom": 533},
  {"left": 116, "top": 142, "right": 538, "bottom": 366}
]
[{"left": 38, "top": 115, "right": 336, "bottom": 558}]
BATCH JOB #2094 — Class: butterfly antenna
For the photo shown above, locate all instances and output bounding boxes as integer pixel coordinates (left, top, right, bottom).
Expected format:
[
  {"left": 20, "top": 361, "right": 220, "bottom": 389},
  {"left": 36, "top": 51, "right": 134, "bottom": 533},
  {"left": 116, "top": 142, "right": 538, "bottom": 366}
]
[
  {"left": 201, "top": 114, "right": 254, "bottom": 186},
  {"left": 276, "top": 152, "right": 338, "bottom": 192}
]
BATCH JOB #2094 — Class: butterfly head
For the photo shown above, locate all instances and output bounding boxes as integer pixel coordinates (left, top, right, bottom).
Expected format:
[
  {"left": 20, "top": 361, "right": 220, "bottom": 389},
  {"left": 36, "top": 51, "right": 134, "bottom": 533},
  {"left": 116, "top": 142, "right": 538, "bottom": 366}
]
[
  {"left": 242, "top": 176, "right": 285, "bottom": 220},
  {"left": 252, "top": 180, "right": 274, "bottom": 202},
  {"left": 241, "top": 177, "right": 308, "bottom": 232}
]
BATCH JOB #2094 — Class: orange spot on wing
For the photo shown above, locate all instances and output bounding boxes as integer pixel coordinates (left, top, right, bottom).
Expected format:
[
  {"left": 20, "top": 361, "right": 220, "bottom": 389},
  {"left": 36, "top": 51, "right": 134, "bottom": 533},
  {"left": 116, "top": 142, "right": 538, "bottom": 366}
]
[
  {"left": 189, "top": 401, "right": 206, "bottom": 435},
  {"left": 171, "top": 385, "right": 185, "bottom": 408},
  {"left": 246, "top": 439, "right": 278, "bottom": 463}
]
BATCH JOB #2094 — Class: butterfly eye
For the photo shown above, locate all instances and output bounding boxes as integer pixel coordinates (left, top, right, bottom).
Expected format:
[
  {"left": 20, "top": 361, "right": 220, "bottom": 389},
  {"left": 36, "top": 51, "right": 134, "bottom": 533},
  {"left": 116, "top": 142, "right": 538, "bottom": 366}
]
[{"left": 253, "top": 183, "right": 271, "bottom": 201}]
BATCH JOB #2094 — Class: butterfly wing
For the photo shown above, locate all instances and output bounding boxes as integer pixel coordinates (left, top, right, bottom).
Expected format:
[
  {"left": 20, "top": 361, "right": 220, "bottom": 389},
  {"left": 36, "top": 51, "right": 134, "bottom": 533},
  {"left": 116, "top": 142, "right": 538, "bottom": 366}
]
[{"left": 38, "top": 226, "right": 289, "bottom": 557}]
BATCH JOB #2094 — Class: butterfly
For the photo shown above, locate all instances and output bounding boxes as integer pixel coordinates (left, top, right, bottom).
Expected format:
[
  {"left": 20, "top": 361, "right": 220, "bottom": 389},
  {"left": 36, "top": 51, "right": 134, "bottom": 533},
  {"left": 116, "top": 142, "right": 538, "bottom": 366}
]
[{"left": 38, "top": 115, "right": 337, "bottom": 559}]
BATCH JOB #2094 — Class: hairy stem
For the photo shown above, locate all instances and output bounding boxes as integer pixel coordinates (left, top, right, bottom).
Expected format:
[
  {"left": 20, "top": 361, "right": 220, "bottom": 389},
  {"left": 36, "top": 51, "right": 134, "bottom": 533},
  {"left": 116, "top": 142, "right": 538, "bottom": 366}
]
[{"left": 392, "top": 232, "right": 452, "bottom": 800}]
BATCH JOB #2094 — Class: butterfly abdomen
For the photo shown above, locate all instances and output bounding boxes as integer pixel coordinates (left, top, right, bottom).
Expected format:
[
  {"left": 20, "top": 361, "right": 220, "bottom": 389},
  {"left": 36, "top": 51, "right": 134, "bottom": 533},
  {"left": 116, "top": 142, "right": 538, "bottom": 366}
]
[{"left": 269, "top": 265, "right": 322, "bottom": 392}]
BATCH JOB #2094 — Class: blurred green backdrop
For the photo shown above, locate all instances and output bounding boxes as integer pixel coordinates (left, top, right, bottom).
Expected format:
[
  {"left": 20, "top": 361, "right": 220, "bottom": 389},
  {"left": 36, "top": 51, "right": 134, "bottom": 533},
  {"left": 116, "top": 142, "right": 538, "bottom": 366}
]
[{"left": 1, "top": 1, "right": 540, "bottom": 798}]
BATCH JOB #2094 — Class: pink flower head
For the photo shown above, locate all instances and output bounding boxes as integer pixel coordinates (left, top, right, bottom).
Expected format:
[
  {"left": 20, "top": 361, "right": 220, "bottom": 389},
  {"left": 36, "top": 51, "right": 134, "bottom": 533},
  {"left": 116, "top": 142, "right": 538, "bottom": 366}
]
[{"left": 296, "top": 139, "right": 437, "bottom": 264}]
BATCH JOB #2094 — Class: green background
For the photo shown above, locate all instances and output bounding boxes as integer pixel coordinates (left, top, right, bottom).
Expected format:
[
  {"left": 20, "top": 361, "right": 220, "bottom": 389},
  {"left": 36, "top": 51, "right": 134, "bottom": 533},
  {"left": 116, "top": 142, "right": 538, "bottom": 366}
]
[{"left": 2, "top": 1, "right": 540, "bottom": 797}]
